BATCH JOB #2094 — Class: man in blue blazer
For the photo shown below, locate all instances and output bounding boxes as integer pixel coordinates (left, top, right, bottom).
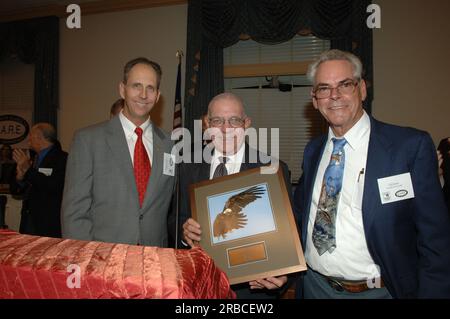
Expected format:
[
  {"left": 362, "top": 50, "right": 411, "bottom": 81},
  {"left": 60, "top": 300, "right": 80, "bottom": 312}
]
[{"left": 293, "top": 49, "right": 450, "bottom": 298}]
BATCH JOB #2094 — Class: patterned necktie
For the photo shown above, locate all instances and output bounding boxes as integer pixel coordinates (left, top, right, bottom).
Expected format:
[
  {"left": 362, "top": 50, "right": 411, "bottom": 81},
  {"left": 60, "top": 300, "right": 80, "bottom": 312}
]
[
  {"left": 134, "top": 127, "right": 151, "bottom": 207},
  {"left": 213, "top": 157, "right": 228, "bottom": 178},
  {"left": 312, "top": 137, "right": 347, "bottom": 255}
]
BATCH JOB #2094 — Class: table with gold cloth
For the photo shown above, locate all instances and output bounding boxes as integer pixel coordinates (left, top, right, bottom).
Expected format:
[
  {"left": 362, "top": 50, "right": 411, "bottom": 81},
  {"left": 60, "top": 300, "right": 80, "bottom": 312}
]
[{"left": 0, "top": 230, "right": 235, "bottom": 299}]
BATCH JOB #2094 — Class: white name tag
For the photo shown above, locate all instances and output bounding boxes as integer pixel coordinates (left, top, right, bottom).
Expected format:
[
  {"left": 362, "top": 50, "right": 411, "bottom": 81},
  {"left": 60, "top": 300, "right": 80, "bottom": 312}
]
[
  {"left": 377, "top": 172, "right": 415, "bottom": 204},
  {"left": 163, "top": 153, "right": 175, "bottom": 176},
  {"left": 38, "top": 168, "right": 53, "bottom": 176}
]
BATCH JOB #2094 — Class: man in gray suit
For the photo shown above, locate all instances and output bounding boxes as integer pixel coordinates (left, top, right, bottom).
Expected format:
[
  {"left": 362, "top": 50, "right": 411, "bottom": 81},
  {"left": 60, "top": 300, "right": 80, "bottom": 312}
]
[{"left": 62, "top": 57, "right": 176, "bottom": 247}]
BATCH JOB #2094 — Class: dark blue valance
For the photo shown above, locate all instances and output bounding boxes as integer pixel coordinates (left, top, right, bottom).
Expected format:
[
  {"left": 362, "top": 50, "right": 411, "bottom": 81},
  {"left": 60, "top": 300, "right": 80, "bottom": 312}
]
[
  {"left": 0, "top": 16, "right": 59, "bottom": 132},
  {"left": 184, "top": 0, "right": 373, "bottom": 133}
]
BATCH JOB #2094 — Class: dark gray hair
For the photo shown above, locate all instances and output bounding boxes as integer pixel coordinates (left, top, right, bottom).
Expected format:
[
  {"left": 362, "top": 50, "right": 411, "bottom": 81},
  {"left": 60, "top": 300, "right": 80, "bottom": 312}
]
[
  {"left": 122, "top": 57, "right": 162, "bottom": 89},
  {"left": 307, "top": 49, "right": 363, "bottom": 83}
]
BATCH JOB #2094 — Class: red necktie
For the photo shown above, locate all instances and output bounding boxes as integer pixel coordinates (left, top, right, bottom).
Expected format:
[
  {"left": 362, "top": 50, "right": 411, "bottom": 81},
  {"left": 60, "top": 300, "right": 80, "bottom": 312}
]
[{"left": 134, "top": 127, "right": 151, "bottom": 207}]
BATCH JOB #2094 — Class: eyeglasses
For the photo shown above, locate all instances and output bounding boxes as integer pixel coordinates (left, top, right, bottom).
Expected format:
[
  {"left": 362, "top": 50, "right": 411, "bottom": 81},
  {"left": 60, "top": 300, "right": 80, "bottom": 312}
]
[
  {"left": 208, "top": 116, "right": 246, "bottom": 128},
  {"left": 313, "top": 79, "right": 359, "bottom": 99}
]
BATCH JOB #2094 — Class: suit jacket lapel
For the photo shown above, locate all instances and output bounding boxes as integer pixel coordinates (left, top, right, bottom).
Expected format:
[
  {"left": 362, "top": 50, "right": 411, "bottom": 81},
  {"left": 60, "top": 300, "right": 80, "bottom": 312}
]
[
  {"left": 39, "top": 145, "right": 56, "bottom": 167},
  {"left": 301, "top": 136, "right": 327, "bottom": 244},
  {"left": 362, "top": 117, "right": 393, "bottom": 236},
  {"left": 199, "top": 162, "right": 210, "bottom": 181},
  {"left": 142, "top": 124, "right": 164, "bottom": 209},
  {"left": 199, "top": 145, "right": 213, "bottom": 180},
  {"left": 105, "top": 117, "right": 139, "bottom": 203},
  {"left": 240, "top": 144, "right": 260, "bottom": 171}
]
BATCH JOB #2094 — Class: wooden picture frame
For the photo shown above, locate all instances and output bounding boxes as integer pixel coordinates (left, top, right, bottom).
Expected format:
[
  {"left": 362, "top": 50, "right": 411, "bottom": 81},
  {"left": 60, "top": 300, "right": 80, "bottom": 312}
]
[{"left": 190, "top": 167, "right": 306, "bottom": 285}]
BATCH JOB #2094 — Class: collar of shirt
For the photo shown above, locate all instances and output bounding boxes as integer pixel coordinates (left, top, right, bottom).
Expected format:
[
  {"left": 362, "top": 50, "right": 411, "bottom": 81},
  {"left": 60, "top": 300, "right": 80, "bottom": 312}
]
[
  {"left": 327, "top": 110, "right": 370, "bottom": 151},
  {"left": 119, "top": 112, "right": 153, "bottom": 164},
  {"left": 210, "top": 143, "right": 246, "bottom": 178},
  {"left": 36, "top": 145, "right": 53, "bottom": 167},
  {"left": 119, "top": 112, "right": 152, "bottom": 139}
]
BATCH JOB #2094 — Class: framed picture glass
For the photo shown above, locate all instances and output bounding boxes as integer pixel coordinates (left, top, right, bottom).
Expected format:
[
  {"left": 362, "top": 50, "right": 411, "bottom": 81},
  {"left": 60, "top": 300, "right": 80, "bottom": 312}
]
[{"left": 190, "top": 167, "right": 306, "bottom": 285}]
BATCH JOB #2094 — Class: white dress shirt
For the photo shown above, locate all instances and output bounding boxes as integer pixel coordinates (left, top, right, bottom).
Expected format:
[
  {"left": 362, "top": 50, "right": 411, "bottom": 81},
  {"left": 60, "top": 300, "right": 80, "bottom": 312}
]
[
  {"left": 305, "top": 111, "right": 381, "bottom": 280},
  {"left": 119, "top": 111, "right": 153, "bottom": 165},
  {"left": 209, "top": 143, "right": 245, "bottom": 179}
]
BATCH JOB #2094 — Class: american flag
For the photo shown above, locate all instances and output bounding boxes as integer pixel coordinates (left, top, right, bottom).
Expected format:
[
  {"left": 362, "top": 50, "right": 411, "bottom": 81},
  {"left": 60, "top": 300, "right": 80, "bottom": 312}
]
[{"left": 173, "top": 54, "right": 182, "bottom": 130}]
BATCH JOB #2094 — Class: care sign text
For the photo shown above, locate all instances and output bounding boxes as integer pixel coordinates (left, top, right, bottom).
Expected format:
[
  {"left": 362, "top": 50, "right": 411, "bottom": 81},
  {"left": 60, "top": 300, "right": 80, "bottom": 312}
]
[{"left": 0, "top": 115, "right": 29, "bottom": 145}]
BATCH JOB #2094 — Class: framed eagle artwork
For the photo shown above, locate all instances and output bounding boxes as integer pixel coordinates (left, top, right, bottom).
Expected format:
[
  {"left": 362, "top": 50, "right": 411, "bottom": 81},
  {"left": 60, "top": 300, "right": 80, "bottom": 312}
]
[{"left": 190, "top": 166, "right": 306, "bottom": 285}]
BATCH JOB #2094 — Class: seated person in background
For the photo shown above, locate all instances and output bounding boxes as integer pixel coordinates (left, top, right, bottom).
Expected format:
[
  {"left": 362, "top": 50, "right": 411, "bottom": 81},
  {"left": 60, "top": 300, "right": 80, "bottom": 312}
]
[
  {"left": 10, "top": 123, "right": 68, "bottom": 238},
  {"left": 438, "top": 137, "right": 450, "bottom": 210}
]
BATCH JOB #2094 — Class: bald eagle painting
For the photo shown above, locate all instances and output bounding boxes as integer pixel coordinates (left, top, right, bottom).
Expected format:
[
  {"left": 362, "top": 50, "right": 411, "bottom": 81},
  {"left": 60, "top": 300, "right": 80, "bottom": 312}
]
[{"left": 208, "top": 184, "right": 276, "bottom": 244}]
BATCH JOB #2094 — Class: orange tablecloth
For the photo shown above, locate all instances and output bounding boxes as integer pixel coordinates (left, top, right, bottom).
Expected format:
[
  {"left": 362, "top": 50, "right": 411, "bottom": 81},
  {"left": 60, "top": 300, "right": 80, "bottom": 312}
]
[{"left": 0, "top": 230, "right": 235, "bottom": 299}]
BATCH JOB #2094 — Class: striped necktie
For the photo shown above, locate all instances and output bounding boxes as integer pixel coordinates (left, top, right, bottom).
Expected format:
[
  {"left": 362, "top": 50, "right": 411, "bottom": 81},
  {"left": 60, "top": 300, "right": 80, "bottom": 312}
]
[{"left": 213, "top": 156, "right": 228, "bottom": 178}]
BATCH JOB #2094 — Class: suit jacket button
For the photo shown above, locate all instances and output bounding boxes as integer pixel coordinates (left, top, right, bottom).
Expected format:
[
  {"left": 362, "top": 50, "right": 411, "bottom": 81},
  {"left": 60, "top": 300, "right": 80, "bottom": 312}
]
[{"left": 139, "top": 214, "right": 143, "bottom": 220}]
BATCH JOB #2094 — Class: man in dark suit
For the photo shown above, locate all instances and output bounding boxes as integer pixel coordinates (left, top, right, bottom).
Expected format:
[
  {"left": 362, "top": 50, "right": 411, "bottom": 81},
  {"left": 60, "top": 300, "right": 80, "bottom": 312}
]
[
  {"left": 10, "top": 123, "right": 68, "bottom": 238},
  {"left": 293, "top": 49, "right": 450, "bottom": 298},
  {"left": 178, "top": 92, "right": 292, "bottom": 298}
]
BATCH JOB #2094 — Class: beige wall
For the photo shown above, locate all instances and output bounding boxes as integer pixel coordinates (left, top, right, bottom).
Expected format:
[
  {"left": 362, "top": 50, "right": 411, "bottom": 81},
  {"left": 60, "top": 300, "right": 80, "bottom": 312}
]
[
  {"left": 373, "top": 0, "right": 450, "bottom": 145},
  {"left": 59, "top": 4, "right": 187, "bottom": 150},
  {"left": 59, "top": 1, "right": 450, "bottom": 150}
]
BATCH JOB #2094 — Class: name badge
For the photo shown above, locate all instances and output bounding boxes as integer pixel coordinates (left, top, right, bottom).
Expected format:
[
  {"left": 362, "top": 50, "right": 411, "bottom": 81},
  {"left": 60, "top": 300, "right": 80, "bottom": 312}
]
[
  {"left": 38, "top": 168, "right": 53, "bottom": 176},
  {"left": 163, "top": 153, "right": 175, "bottom": 177},
  {"left": 377, "top": 172, "right": 415, "bottom": 204}
]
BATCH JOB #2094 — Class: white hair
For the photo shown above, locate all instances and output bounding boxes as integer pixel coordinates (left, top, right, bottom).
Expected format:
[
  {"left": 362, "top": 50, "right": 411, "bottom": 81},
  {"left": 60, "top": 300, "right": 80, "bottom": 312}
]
[{"left": 307, "top": 49, "right": 363, "bottom": 83}]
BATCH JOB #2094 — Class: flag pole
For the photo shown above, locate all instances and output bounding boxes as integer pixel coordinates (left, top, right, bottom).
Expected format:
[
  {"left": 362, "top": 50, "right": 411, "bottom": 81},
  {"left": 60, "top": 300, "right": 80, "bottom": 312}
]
[
  {"left": 173, "top": 50, "right": 183, "bottom": 131},
  {"left": 174, "top": 49, "right": 183, "bottom": 249}
]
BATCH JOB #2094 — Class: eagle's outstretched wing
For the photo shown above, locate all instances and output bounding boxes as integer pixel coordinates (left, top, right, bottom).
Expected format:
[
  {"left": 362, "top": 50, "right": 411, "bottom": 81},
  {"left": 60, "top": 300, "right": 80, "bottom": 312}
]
[
  {"left": 213, "top": 185, "right": 265, "bottom": 239},
  {"left": 223, "top": 185, "right": 265, "bottom": 213}
]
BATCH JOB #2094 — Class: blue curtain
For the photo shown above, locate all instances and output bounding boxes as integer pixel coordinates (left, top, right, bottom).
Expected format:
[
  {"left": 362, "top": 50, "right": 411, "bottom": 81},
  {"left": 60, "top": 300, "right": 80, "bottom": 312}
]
[
  {"left": 0, "top": 16, "right": 59, "bottom": 133},
  {"left": 184, "top": 0, "right": 373, "bottom": 133}
]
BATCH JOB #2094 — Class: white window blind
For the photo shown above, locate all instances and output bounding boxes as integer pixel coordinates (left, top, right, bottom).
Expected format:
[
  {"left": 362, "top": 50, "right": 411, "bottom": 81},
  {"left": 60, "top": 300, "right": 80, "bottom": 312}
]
[
  {"left": 224, "top": 35, "right": 330, "bottom": 65},
  {"left": 224, "top": 35, "right": 330, "bottom": 183}
]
